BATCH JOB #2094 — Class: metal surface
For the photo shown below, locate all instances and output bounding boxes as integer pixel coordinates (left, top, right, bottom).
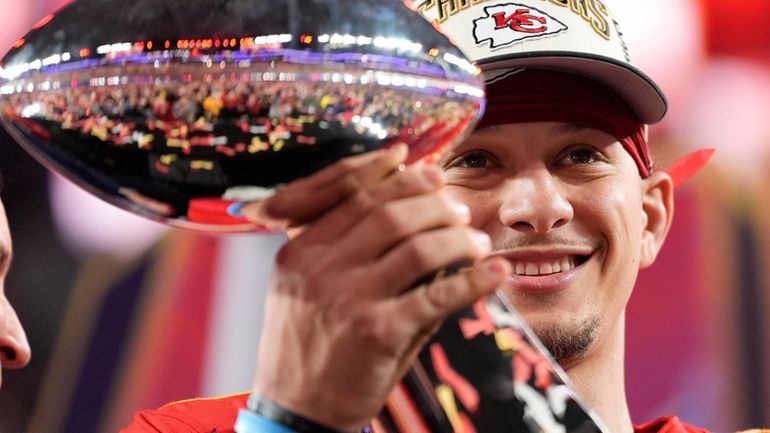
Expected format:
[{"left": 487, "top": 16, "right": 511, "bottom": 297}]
[{"left": 0, "top": 0, "right": 484, "bottom": 232}]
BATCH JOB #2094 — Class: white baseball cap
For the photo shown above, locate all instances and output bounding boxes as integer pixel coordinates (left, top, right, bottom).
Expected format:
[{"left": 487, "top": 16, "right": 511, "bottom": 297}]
[{"left": 417, "top": 0, "right": 667, "bottom": 124}]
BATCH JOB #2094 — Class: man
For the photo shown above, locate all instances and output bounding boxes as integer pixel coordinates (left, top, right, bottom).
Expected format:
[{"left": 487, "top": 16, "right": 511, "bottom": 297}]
[
  {"left": 122, "top": 1, "right": 712, "bottom": 432},
  {"left": 0, "top": 198, "right": 33, "bottom": 387}
]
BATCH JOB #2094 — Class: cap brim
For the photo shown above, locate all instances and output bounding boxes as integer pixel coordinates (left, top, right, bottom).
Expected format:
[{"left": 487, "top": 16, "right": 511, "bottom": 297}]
[{"left": 478, "top": 52, "right": 668, "bottom": 124}]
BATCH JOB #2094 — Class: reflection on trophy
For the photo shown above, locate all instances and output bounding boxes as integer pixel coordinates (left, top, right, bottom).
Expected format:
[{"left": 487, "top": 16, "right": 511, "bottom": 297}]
[{"left": 0, "top": 0, "right": 484, "bottom": 232}]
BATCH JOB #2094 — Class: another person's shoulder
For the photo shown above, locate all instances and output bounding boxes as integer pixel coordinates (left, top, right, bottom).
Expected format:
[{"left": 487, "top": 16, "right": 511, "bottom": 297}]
[
  {"left": 120, "top": 391, "right": 249, "bottom": 433},
  {"left": 634, "top": 416, "right": 711, "bottom": 433}
]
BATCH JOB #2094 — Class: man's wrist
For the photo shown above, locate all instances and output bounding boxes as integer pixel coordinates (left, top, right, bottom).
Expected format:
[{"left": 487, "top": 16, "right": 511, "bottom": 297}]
[
  {"left": 241, "top": 394, "right": 350, "bottom": 433},
  {"left": 235, "top": 409, "right": 298, "bottom": 433}
]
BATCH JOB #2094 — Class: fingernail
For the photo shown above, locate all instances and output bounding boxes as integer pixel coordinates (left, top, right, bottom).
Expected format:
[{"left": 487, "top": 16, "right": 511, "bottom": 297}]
[
  {"left": 390, "top": 143, "right": 409, "bottom": 158},
  {"left": 471, "top": 231, "right": 491, "bottom": 251},
  {"left": 240, "top": 201, "right": 288, "bottom": 230},
  {"left": 484, "top": 259, "right": 508, "bottom": 276},
  {"left": 227, "top": 201, "right": 247, "bottom": 218},
  {"left": 421, "top": 165, "right": 444, "bottom": 187}
]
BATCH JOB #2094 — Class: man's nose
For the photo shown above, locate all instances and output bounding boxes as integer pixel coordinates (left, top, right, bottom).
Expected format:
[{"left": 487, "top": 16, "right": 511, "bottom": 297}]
[
  {"left": 498, "top": 170, "right": 574, "bottom": 234},
  {"left": 0, "top": 299, "right": 31, "bottom": 369}
]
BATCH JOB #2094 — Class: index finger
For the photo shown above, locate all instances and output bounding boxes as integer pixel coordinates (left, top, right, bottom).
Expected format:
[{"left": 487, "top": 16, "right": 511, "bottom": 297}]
[{"left": 240, "top": 144, "right": 409, "bottom": 228}]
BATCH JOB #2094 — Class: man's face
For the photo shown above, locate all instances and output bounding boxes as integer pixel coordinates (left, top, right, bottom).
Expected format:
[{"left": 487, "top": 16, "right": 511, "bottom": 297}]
[
  {"left": 0, "top": 199, "right": 31, "bottom": 387},
  {"left": 440, "top": 122, "right": 667, "bottom": 364}
]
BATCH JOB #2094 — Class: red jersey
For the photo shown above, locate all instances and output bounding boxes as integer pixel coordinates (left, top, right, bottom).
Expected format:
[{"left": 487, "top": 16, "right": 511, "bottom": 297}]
[
  {"left": 120, "top": 393, "right": 709, "bottom": 433},
  {"left": 120, "top": 392, "right": 248, "bottom": 433},
  {"left": 635, "top": 417, "right": 711, "bottom": 433}
]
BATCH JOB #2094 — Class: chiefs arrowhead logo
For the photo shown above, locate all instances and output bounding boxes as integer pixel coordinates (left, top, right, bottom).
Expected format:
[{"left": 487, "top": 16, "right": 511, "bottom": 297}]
[{"left": 473, "top": 3, "right": 568, "bottom": 49}]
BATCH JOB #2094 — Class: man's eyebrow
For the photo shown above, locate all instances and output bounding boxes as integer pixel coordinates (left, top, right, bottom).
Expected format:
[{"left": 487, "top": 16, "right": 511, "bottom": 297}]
[{"left": 555, "top": 123, "right": 592, "bottom": 134}]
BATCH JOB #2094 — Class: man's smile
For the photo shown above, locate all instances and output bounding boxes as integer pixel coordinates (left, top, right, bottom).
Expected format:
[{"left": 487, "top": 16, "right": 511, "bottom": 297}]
[
  {"left": 511, "top": 256, "right": 578, "bottom": 276},
  {"left": 493, "top": 246, "right": 594, "bottom": 294}
]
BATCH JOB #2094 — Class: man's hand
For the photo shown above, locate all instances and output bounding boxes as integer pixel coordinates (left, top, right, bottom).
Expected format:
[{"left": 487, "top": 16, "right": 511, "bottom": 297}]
[
  {"left": 239, "top": 146, "right": 416, "bottom": 230},
  {"left": 248, "top": 146, "right": 511, "bottom": 432}
]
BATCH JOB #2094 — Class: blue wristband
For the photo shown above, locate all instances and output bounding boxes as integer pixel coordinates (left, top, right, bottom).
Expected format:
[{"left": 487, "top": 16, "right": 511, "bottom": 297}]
[
  {"left": 246, "top": 395, "right": 348, "bottom": 433},
  {"left": 235, "top": 408, "right": 298, "bottom": 433}
]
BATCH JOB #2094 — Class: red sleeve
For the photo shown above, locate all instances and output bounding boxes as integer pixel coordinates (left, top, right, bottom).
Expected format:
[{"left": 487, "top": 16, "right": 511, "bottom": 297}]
[
  {"left": 634, "top": 416, "right": 711, "bottom": 433},
  {"left": 119, "top": 392, "right": 249, "bottom": 433}
]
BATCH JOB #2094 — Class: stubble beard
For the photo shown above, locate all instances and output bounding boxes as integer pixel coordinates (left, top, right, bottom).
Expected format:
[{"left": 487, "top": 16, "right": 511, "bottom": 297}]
[
  {"left": 501, "top": 286, "right": 602, "bottom": 364},
  {"left": 532, "top": 315, "right": 600, "bottom": 365}
]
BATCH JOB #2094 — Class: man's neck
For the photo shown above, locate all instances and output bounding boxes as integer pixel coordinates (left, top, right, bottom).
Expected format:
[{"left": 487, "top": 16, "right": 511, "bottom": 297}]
[{"left": 563, "top": 319, "right": 633, "bottom": 433}]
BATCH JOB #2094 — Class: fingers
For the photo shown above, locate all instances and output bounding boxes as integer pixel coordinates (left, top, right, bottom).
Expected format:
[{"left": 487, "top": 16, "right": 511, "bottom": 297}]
[
  {"left": 293, "top": 163, "right": 446, "bottom": 246},
  {"left": 330, "top": 189, "right": 471, "bottom": 264},
  {"left": 394, "top": 257, "right": 511, "bottom": 331},
  {"left": 240, "top": 145, "right": 408, "bottom": 228},
  {"left": 366, "top": 226, "right": 493, "bottom": 297}
]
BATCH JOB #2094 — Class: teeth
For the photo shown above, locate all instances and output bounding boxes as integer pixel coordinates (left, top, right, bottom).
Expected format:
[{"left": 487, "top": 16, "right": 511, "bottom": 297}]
[
  {"left": 516, "top": 263, "right": 526, "bottom": 275},
  {"left": 512, "top": 257, "right": 578, "bottom": 276},
  {"left": 539, "top": 263, "right": 553, "bottom": 274},
  {"left": 525, "top": 263, "right": 538, "bottom": 275}
]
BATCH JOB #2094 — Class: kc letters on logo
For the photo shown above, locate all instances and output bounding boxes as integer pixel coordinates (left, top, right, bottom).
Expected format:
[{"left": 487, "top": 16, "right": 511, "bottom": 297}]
[{"left": 473, "top": 3, "right": 568, "bottom": 48}]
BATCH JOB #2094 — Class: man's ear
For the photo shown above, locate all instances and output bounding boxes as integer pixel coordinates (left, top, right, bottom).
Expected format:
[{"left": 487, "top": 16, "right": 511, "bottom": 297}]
[{"left": 639, "top": 170, "right": 674, "bottom": 269}]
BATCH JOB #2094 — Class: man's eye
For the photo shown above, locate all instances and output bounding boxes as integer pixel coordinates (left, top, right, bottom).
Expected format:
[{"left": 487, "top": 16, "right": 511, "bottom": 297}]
[
  {"left": 563, "top": 148, "right": 597, "bottom": 165},
  {"left": 457, "top": 152, "right": 490, "bottom": 168}
]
